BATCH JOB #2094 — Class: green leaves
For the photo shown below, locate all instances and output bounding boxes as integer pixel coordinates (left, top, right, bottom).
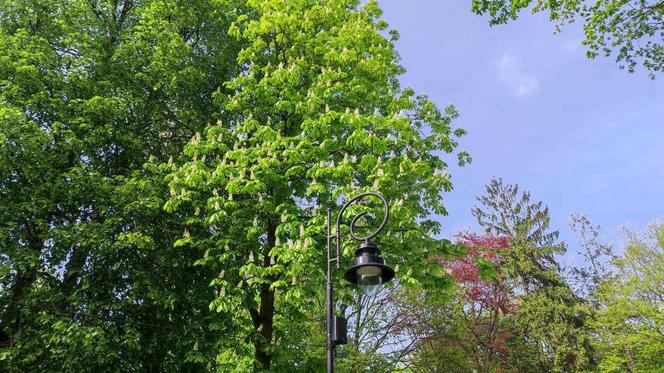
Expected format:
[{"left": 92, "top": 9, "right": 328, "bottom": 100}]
[
  {"left": 593, "top": 222, "right": 664, "bottom": 372},
  {"left": 0, "top": 0, "right": 239, "bottom": 370},
  {"left": 0, "top": 0, "right": 470, "bottom": 369},
  {"left": 474, "top": 256, "right": 498, "bottom": 281},
  {"left": 470, "top": 178, "right": 593, "bottom": 371},
  {"left": 470, "top": 0, "right": 663, "bottom": 77},
  {"left": 164, "top": 0, "right": 469, "bottom": 368}
]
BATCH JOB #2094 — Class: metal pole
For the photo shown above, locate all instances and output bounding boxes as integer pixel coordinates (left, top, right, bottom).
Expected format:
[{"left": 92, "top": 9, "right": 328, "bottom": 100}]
[
  {"left": 326, "top": 208, "right": 334, "bottom": 373},
  {"left": 325, "top": 192, "right": 387, "bottom": 372}
]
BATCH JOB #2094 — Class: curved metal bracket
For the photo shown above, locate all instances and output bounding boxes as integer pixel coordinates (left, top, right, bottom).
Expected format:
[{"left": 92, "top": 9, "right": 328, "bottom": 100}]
[
  {"left": 333, "top": 192, "right": 389, "bottom": 268},
  {"left": 325, "top": 191, "right": 389, "bottom": 373}
]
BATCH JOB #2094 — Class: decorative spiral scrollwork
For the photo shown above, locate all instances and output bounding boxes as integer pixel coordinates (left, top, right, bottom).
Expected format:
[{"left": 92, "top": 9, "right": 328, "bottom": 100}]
[{"left": 336, "top": 192, "right": 389, "bottom": 242}]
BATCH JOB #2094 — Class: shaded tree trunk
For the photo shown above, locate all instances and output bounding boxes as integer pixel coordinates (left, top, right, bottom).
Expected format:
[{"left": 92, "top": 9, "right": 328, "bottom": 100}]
[
  {"left": 251, "top": 219, "right": 277, "bottom": 371},
  {"left": 2, "top": 227, "right": 43, "bottom": 344},
  {"left": 59, "top": 245, "right": 88, "bottom": 312}
]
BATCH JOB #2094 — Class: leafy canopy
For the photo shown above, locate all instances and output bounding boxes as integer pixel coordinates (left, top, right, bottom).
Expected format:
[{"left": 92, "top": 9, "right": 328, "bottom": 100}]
[
  {"left": 1, "top": 0, "right": 239, "bottom": 369},
  {"left": 593, "top": 222, "right": 664, "bottom": 373},
  {"left": 165, "top": 0, "right": 469, "bottom": 369}
]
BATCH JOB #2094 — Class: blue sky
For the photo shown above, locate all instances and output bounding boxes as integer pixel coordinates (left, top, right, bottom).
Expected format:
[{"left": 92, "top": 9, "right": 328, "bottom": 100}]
[{"left": 378, "top": 1, "right": 664, "bottom": 260}]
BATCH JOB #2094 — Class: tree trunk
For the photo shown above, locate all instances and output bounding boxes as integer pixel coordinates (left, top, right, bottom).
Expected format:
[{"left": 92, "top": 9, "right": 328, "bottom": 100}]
[
  {"left": 2, "top": 227, "right": 42, "bottom": 344},
  {"left": 59, "top": 245, "right": 87, "bottom": 312},
  {"left": 252, "top": 219, "right": 277, "bottom": 371}
]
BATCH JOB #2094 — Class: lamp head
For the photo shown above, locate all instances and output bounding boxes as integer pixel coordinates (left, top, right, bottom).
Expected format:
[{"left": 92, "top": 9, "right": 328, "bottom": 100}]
[{"left": 343, "top": 241, "right": 395, "bottom": 296}]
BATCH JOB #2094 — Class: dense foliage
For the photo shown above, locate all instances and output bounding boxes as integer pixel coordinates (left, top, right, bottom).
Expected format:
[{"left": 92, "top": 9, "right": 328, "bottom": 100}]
[
  {"left": 0, "top": 0, "right": 661, "bottom": 372},
  {"left": 592, "top": 223, "right": 664, "bottom": 372},
  {"left": 164, "top": 0, "right": 468, "bottom": 369},
  {"left": 0, "top": 0, "right": 240, "bottom": 369},
  {"left": 0, "top": 0, "right": 468, "bottom": 371}
]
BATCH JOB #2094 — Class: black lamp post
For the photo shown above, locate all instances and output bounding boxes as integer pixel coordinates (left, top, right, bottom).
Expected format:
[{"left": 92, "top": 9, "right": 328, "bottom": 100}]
[{"left": 326, "top": 192, "right": 395, "bottom": 373}]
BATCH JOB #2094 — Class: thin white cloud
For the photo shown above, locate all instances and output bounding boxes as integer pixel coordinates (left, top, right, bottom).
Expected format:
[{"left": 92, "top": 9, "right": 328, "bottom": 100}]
[
  {"left": 563, "top": 38, "right": 582, "bottom": 53},
  {"left": 495, "top": 54, "right": 539, "bottom": 97}
]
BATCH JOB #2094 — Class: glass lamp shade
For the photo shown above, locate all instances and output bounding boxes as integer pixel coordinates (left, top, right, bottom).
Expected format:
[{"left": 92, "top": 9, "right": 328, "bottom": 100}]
[
  {"left": 343, "top": 241, "right": 395, "bottom": 297},
  {"left": 356, "top": 265, "right": 383, "bottom": 296}
]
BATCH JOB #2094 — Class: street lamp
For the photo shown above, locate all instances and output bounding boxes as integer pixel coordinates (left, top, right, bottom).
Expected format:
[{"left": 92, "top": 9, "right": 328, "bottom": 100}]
[{"left": 326, "top": 192, "right": 395, "bottom": 373}]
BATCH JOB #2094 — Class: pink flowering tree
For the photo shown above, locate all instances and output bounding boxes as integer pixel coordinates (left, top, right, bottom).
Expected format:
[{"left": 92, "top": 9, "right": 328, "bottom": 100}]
[
  {"left": 440, "top": 232, "right": 510, "bottom": 312},
  {"left": 430, "top": 232, "right": 513, "bottom": 369}
]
